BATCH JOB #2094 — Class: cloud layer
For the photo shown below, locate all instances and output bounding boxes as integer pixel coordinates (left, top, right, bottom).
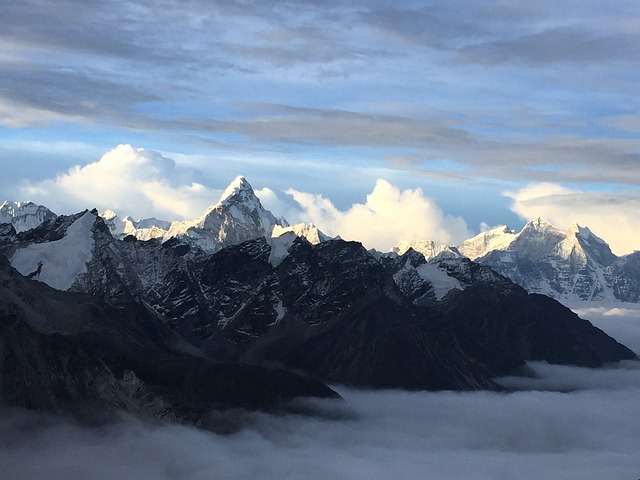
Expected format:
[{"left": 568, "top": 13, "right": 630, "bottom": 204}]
[
  {"left": 2, "top": 302, "right": 640, "bottom": 480},
  {"left": 506, "top": 182, "right": 640, "bottom": 255},
  {"left": 2, "top": 0, "right": 640, "bottom": 192}
]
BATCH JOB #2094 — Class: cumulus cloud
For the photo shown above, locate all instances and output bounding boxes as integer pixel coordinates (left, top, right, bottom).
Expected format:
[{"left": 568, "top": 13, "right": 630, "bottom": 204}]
[
  {"left": 18, "top": 145, "right": 220, "bottom": 221},
  {"left": 505, "top": 182, "right": 640, "bottom": 255},
  {"left": 286, "top": 179, "right": 472, "bottom": 250}
]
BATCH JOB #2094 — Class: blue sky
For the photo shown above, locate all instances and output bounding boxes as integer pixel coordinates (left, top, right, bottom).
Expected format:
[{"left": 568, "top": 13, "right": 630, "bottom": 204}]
[{"left": 1, "top": 0, "right": 639, "bottom": 252}]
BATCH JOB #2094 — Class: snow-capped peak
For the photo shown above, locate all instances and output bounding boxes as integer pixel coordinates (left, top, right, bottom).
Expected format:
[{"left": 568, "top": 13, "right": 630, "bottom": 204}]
[
  {"left": 521, "top": 217, "right": 562, "bottom": 235},
  {"left": 563, "top": 222, "right": 617, "bottom": 267},
  {"left": 272, "top": 223, "right": 330, "bottom": 245},
  {"left": 392, "top": 239, "right": 458, "bottom": 261},
  {"left": 566, "top": 222, "right": 608, "bottom": 246},
  {"left": 219, "top": 175, "right": 253, "bottom": 204},
  {"left": 457, "top": 225, "right": 517, "bottom": 260},
  {"left": 161, "top": 176, "right": 285, "bottom": 252},
  {"left": 0, "top": 201, "right": 57, "bottom": 233}
]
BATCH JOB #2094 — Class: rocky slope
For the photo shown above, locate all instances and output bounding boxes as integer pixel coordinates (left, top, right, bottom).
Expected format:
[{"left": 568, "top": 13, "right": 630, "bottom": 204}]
[
  {"left": 0, "top": 255, "right": 337, "bottom": 428},
  {"left": 456, "top": 218, "right": 640, "bottom": 302},
  {"left": 0, "top": 201, "right": 57, "bottom": 233},
  {"left": 1, "top": 210, "right": 634, "bottom": 393},
  {"left": 1, "top": 184, "right": 638, "bottom": 424}
]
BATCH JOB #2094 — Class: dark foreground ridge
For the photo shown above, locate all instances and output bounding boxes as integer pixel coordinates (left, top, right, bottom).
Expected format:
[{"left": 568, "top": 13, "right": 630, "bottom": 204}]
[{"left": 0, "top": 256, "right": 338, "bottom": 430}]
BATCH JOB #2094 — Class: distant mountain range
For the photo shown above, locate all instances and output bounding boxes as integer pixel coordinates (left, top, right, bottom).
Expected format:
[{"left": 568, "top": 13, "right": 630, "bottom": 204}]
[
  {"left": 398, "top": 218, "right": 640, "bottom": 303},
  {"left": 0, "top": 176, "right": 637, "bottom": 426},
  {"left": 3, "top": 177, "right": 637, "bottom": 303}
]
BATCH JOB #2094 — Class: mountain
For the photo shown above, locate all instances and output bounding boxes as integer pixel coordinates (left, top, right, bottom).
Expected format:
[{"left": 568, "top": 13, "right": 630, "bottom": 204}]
[
  {"left": 0, "top": 255, "right": 337, "bottom": 429},
  {"left": 0, "top": 201, "right": 57, "bottom": 233},
  {"left": 101, "top": 210, "right": 172, "bottom": 241},
  {"left": 457, "top": 225, "right": 517, "bottom": 260},
  {"left": 391, "top": 239, "right": 462, "bottom": 262},
  {"left": 161, "top": 176, "right": 285, "bottom": 252},
  {"left": 458, "top": 218, "right": 640, "bottom": 302},
  {"left": 272, "top": 223, "right": 331, "bottom": 245},
  {"left": 1, "top": 182, "right": 637, "bottom": 424},
  {"left": 1, "top": 208, "right": 633, "bottom": 390},
  {"left": 100, "top": 177, "right": 331, "bottom": 258},
  {"left": 379, "top": 248, "right": 636, "bottom": 375}
]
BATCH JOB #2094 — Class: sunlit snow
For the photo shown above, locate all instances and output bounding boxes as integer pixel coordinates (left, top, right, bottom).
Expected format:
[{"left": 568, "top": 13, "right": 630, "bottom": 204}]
[{"left": 10, "top": 211, "right": 95, "bottom": 290}]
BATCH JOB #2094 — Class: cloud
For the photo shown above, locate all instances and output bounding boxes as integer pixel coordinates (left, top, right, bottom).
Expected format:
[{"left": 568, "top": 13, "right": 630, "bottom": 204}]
[
  {"left": 18, "top": 145, "right": 219, "bottom": 220},
  {"left": 457, "top": 27, "right": 640, "bottom": 66},
  {"left": 2, "top": 371, "right": 640, "bottom": 479},
  {"left": 568, "top": 303, "right": 640, "bottom": 355},
  {"left": 1, "top": 303, "right": 639, "bottom": 480},
  {"left": 286, "top": 179, "right": 472, "bottom": 250},
  {"left": 187, "top": 104, "right": 472, "bottom": 148},
  {"left": 505, "top": 182, "right": 640, "bottom": 255}
]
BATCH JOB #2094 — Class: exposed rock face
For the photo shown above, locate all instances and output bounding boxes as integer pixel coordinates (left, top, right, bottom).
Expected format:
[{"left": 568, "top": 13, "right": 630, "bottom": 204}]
[
  {"left": 380, "top": 248, "right": 637, "bottom": 375},
  {"left": 436, "top": 285, "right": 637, "bottom": 375},
  {"left": 0, "top": 201, "right": 57, "bottom": 233},
  {"left": 162, "top": 176, "right": 285, "bottom": 253},
  {"left": 0, "top": 256, "right": 338, "bottom": 427},
  {"left": 0, "top": 206, "right": 637, "bottom": 425},
  {"left": 458, "top": 218, "right": 640, "bottom": 302}
]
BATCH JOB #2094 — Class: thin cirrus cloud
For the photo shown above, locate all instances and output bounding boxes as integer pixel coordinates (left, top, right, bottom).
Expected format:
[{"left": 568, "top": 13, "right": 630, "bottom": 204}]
[{"left": 1, "top": 306, "right": 640, "bottom": 480}]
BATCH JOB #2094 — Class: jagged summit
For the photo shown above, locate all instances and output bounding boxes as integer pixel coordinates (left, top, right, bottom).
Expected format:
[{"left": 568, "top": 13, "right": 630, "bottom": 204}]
[
  {"left": 272, "top": 223, "right": 330, "bottom": 245},
  {"left": 457, "top": 225, "right": 516, "bottom": 260},
  {"left": 528, "top": 216, "right": 555, "bottom": 229},
  {"left": 0, "top": 200, "right": 57, "bottom": 233},
  {"left": 219, "top": 175, "right": 254, "bottom": 204},
  {"left": 161, "top": 176, "right": 284, "bottom": 252},
  {"left": 392, "top": 239, "right": 461, "bottom": 261}
]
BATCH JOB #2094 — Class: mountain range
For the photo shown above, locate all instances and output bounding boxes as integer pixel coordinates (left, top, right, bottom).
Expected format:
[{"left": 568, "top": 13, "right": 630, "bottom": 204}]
[
  {"left": 0, "top": 176, "right": 637, "bottom": 427},
  {"left": 4, "top": 176, "right": 637, "bottom": 305}
]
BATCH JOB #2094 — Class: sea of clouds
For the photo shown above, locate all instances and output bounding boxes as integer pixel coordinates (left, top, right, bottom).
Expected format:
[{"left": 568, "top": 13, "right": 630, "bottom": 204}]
[{"left": 2, "top": 304, "right": 640, "bottom": 480}]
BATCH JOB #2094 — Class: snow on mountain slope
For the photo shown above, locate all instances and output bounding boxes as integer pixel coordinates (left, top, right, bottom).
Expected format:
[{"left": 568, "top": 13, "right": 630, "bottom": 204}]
[
  {"left": 272, "top": 223, "right": 330, "bottom": 245},
  {"left": 415, "top": 263, "right": 464, "bottom": 300},
  {"left": 0, "top": 201, "right": 57, "bottom": 232},
  {"left": 457, "top": 225, "right": 517, "bottom": 260},
  {"left": 267, "top": 231, "right": 298, "bottom": 266},
  {"left": 392, "top": 239, "right": 460, "bottom": 261},
  {"left": 468, "top": 218, "right": 639, "bottom": 302},
  {"left": 162, "top": 176, "right": 284, "bottom": 252},
  {"left": 10, "top": 211, "right": 96, "bottom": 290}
]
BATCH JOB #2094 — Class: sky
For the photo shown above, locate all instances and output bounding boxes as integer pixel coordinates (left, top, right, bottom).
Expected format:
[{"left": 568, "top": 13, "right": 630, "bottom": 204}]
[
  {"left": 1, "top": 0, "right": 639, "bottom": 253},
  {"left": 2, "top": 304, "right": 640, "bottom": 480}
]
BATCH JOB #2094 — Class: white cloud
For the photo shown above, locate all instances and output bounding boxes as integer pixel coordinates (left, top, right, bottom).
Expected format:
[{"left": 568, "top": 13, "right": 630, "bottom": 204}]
[
  {"left": 18, "top": 145, "right": 219, "bottom": 220},
  {"left": 505, "top": 182, "right": 640, "bottom": 255},
  {"left": 285, "top": 179, "right": 472, "bottom": 251}
]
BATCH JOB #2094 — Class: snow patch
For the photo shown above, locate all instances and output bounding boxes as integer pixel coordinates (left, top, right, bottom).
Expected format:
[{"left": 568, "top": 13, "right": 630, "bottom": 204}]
[
  {"left": 416, "top": 263, "right": 464, "bottom": 300},
  {"left": 268, "top": 232, "right": 297, "bottom": 266},
  {"left": 270, "top": 298, "right": 287, "bottom": 325},
  {"left": 10, "top": 211, "right": 96, "bottom": 290}
]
